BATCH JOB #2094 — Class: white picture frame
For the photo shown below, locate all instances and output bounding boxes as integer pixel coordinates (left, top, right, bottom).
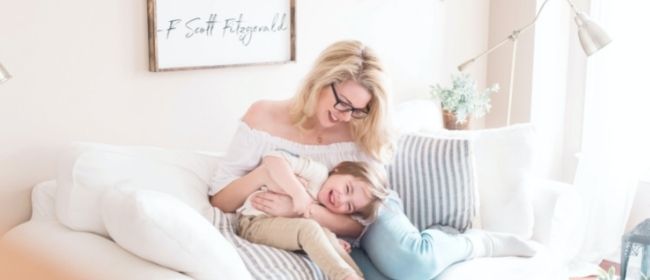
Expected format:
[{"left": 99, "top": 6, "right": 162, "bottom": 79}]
[{"left": 147, "top": 0, "right": 296, "bottom": 72}]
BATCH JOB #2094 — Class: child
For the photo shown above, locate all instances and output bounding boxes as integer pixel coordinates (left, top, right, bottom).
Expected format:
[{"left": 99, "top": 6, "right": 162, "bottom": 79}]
[{"left": 236, "top": 150, "right": 389, "bottom": 280}]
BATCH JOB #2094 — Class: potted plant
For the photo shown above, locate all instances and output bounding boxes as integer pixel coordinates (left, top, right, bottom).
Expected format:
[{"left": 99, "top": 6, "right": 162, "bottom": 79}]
[
  {"left": 596, "top": 266, "right": 619, "bottom": 280},
  {"left": 430, "top": 73, "right": 499, "bottom": 130}
]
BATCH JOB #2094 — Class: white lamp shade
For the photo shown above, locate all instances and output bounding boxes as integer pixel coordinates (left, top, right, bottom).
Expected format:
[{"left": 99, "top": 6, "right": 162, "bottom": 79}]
[
  {"left": 575, "top": 12, "right": 612, "bottom": 56},
  {"left": 0, "top": 63, "right": 11, "bottom": 84}
]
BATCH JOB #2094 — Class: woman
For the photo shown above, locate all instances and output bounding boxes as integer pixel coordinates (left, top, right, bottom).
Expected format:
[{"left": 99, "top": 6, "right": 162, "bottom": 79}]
[
  {"left": 209, "top": 40, "right": 392, "bottom": 238},
  {"left": 209, "top": 40, "right": 535, "bottom": 279}
]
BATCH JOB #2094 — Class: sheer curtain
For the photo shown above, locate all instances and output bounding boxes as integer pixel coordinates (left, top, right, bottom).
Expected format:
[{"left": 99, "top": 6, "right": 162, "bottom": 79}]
[{"left": 572, "top": 0, "right": 650, "bottom": 271}]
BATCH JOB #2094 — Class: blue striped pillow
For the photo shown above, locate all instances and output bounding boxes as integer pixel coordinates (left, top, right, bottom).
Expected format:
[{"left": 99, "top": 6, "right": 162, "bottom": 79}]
[{"left": 387, "top": 134, "right": 477, "bottom": 232}]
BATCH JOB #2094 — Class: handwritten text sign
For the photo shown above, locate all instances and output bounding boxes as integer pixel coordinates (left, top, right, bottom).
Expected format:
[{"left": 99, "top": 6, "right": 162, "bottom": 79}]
[{"left": 147, "top": 0, "right": 295, "bottom": 72}]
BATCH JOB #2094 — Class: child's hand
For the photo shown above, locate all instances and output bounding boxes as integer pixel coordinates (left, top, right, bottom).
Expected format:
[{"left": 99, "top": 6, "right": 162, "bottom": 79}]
[{"left": 338, "top": 239, "right": 351, "bottom": 253}]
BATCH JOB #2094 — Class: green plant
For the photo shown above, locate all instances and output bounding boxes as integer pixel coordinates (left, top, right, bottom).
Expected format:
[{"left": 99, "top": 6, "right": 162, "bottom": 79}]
[
  {"left": 595, "top": 264, "right": 650, "bottom": 280},
  {"left": 430, "top": 73, "right": 499, "bottom": 124},
  {"left": 596, "top": 266, "right": 619, "bottom": 280}
]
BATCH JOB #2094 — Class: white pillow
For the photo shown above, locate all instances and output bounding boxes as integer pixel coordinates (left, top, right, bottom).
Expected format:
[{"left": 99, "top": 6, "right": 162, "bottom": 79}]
[
  {"left": 56, "top": 142, "right": 218, "bottom": 237},
  {"left": 393, "top": 99, "right": 444, "bottom": 134},
  {"left": 31, "top": 180, "right": 58, "bottom": 221},
  {"left": 424, "top": 124, "right": 536, "bottom": 238},
  {"left": 472, "top": 124, "right": 535, "bottom": 238},
  {"left": 101, "top": 188, "right": 252, "bottom": 280}
]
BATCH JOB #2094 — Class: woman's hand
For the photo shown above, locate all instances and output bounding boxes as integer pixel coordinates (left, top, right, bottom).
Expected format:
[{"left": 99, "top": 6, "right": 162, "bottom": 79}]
[{"left": 251, "top": 192, "right": 300, "bottom": 218}]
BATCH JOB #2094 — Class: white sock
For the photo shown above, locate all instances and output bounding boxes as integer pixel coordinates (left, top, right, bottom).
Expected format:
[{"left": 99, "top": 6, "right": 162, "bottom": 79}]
[{"left": 464, "top": 229, "right": 537, "bottom": 258}]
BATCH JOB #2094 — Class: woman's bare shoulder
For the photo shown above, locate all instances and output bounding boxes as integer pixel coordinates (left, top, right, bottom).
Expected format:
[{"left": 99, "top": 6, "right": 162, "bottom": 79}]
[{"left": 242, "top": 100, "right": 292, "bottom": 131}]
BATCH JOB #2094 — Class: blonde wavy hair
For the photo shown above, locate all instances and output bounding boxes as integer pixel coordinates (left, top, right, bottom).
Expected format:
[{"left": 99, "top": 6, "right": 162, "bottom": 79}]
[{"left": 289, "top": 40, "right": 394, "bottom": 161}]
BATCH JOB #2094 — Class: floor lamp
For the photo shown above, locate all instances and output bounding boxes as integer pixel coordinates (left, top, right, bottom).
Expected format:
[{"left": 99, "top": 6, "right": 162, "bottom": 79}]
[
  {"left": 457, "top": 0, "right": 612, "bottom": 125},
  {"left": 0, "top": 62, "right": 11, "bottom": 84}
]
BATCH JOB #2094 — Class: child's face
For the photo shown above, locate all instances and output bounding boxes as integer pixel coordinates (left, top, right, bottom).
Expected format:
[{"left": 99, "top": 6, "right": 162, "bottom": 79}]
[{"left": 317, "top": 174, "right": 373, "bottom": 215}]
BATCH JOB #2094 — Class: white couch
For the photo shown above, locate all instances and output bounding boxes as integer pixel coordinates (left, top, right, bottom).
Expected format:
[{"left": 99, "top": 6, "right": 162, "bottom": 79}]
[{"left": 1, "top": 100, "right": 580, "bottom": 279}]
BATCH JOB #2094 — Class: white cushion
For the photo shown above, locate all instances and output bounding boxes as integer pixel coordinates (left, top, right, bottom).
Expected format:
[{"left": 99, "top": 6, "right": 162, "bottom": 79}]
[
  {"left": 31, "top": 180, "right": 58, "bottom": 221},
  {"left": 472, "top": 124, "right": 535, "bottom": 238},
  {"left": 101, "top": 188, "right": 252, "bottom": 280},
  {"left": 55, "top": 142, "right": 218, "bottom": 236},
  {"left": 393, "top": 99, "right": 444, "bottom": 134},
  {"left": 421, "top": 124, "right": 536, "bottom": 238}
]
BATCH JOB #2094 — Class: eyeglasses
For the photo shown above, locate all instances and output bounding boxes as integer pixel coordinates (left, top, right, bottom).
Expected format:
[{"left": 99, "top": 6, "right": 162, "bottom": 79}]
[{"left": 330, "top": 83, "right": 370, "bottom": 119}]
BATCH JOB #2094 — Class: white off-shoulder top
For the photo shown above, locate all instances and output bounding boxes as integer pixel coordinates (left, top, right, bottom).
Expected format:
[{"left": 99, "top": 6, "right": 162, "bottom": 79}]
[{"left": 208, "top": 121, "right": 374, "bottom": 196}]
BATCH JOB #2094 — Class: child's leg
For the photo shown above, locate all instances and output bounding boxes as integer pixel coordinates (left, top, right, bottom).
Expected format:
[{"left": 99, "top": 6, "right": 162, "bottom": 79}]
[
  {"left": 239, "top": 216, "right": 360, "bottom": 280},
  {"left": 356, "top": 193, "right": 537, "bottom": 280},
  {"left": 349, "top": 249, "right": 391, "bottom": 280},
  {"left": 357, "top": 194, "right": 474, "bottom": 280},
  {"left": 321, "top": 228, "right": 363, "bottom": 276}
]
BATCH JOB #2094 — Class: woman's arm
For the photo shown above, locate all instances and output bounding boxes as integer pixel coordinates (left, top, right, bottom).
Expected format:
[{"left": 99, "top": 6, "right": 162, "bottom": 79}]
[
  {"left": 210, "top": 100, "right": 293, "bottom": 212},
  {"left": 252, "top": 192, "right": 364, "bottom": 238},
  {"left": 210, "top": 166, "right": 269, "bottom": 212},
  {"left": 309, "top": 204, "right": 364, "bottom": 238},
  {"left": 260, "top": 155, "right": 314, "bottom": 214}
]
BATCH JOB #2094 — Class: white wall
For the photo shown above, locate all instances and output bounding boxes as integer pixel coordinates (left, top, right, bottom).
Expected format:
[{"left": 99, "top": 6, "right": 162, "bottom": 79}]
[
  {"left": 485, "top": 0, "right": 536, "bottom": 128},
  {"left": 443, "top": 0, "right": 490, "bottom": 129},
  {"left": 627, "top": 179, "right": 650, "bottom": 231},
  {"left": 529, "top": 0, "right": 572, "bottom": 181},
  {"left": 486, "top": 0, "right": 590, "bottom": 183},
  {"left": 0, "top": 0, "right": 488, "bottom": 234}
]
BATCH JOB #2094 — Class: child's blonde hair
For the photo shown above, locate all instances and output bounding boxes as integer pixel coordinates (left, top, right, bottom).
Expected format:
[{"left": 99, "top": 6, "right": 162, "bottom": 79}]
[{"left": 329, "top": 161, "right": 389, "bottom": 222}]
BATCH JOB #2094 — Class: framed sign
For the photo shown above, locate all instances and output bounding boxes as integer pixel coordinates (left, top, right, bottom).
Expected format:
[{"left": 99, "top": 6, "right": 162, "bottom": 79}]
[{"left": 147, "top": 0, "right": 295, "bottom": 72}]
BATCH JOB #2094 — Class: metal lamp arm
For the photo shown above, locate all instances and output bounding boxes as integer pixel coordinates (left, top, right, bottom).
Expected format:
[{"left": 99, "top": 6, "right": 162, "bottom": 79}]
[
  {"left": 565, "top": 0, "right": 580, "bottom": 16},
  {"left": 457, "top": 0, "right": 552, "bottom": 71}
]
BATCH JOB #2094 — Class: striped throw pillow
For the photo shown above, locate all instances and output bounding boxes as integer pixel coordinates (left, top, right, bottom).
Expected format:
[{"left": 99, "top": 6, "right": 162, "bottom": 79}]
[
  {"left": 387, "top": 134, "right": 477, "bottom": 232},
  {"left": 213, "top": 209, "right": 327, "bottom": 280}
]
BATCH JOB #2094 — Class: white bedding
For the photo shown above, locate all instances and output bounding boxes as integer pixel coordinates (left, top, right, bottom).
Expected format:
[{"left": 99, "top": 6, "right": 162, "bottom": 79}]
[
  {"left": 4, "top": 219, "right": 193, "bottom": 280},
  {"left": 30, "top": 180, "right": 57, "bottom": 221},
  {"left": 22, "top": 179, "right": 327, "bottom": 280}
]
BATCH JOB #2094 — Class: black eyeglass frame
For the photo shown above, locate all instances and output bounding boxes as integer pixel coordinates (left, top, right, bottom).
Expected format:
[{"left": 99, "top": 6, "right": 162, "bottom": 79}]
[{"left": 330, "top": 83, "right": 370, "bottom": 119}]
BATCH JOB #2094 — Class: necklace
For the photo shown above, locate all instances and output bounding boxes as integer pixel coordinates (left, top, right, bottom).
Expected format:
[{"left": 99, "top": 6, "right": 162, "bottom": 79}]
[
  {"left": 301, "top": 118, "right": 326, "bottom": 144},
  {"left": 300, "top": 128, "right": 324, "bottom": 144}
]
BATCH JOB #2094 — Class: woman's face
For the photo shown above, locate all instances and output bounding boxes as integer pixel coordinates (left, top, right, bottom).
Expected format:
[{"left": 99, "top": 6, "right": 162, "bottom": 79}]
[
  {"left": 315, "top": 80, "right": 372, "bottom": 128},
  {"left": 317, "top": 174, "right": 374, "bottom": 215}
]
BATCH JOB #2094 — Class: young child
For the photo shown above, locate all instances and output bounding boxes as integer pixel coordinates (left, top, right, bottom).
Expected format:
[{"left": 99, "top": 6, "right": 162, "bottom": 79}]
[{"left": 236, "top": 149, "right": 389, "bottom": 280}]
